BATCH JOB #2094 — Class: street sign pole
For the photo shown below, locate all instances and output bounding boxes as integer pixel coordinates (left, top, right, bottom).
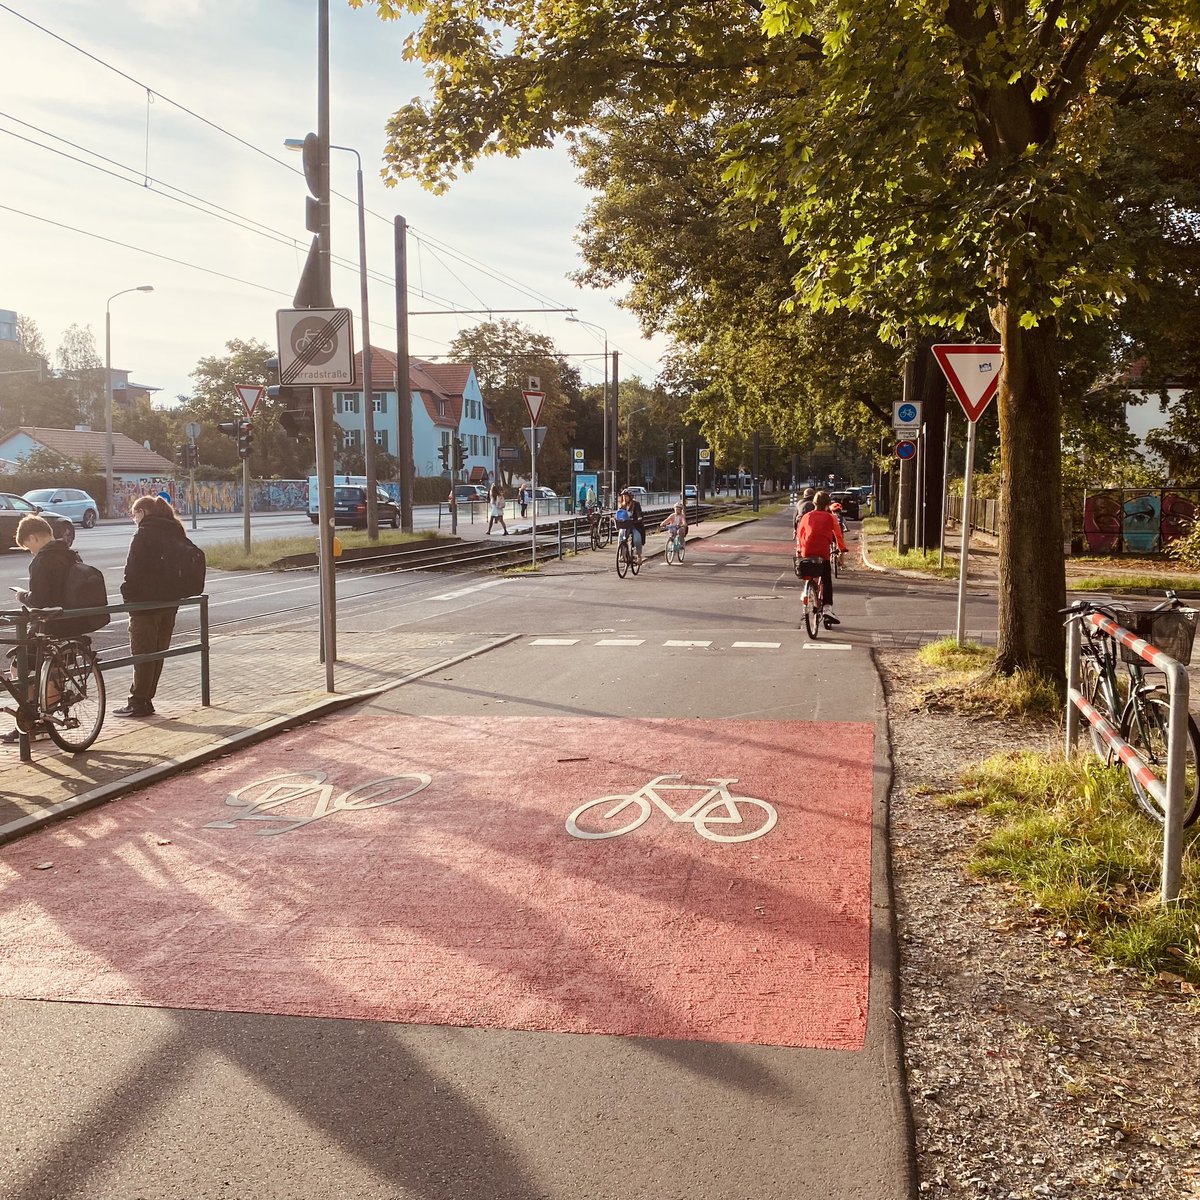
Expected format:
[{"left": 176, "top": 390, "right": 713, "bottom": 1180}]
[
  {"left": 956, "top": 417, "right": 978, "bottom": 645},
  {"left": 939, "top": 410, "right": 951, "bottom": 569},
  {"left": 530, "top": 421, "right": 538, "bottom": 568}
]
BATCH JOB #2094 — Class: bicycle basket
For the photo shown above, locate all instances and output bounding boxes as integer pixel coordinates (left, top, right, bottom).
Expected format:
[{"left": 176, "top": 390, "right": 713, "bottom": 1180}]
[
  {"left": 797, "top": 556, "right": 826, "bottom": 579},
  {"left": 1119, "top": 608, "right": 1198, "bottom": 665}
]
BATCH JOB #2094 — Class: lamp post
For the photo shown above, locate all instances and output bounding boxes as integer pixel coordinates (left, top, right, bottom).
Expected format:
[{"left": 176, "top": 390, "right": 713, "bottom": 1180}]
[
  {"left": 286, "top": 139, "right": 379, "bottom": 539},
  {"left": 567, "top": 316, "right": 609, "bottom": 503},
  {"left": 105, "top": 285, "right": 154, "bottom": 518},
  {"left": 625, "top": 404, "right": 650, "bottom": 486}
]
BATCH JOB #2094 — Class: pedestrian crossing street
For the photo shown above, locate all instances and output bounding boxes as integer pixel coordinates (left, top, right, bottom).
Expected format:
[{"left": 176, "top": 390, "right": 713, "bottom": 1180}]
[{"left": 527, "top": 636, "right": 853, "bottom": 651}]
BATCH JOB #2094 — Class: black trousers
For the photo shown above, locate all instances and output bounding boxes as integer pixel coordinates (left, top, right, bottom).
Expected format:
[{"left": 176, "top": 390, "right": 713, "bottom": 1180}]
[{"left": 129, "top": 607, "right": 178, "bottom": 702}]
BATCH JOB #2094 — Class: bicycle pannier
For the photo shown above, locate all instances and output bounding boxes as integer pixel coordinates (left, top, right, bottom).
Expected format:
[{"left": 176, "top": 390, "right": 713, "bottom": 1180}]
[
  {"left": 797, "top": 556, "right": 826, "bottom": 579},
  {"left": 57, "top": 562, "right": 110, "bottom": 636}
]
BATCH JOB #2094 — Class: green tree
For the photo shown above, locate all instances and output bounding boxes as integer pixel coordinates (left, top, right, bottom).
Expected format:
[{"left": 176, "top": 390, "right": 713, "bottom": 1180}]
[{"left": 55, "top": 323, "right": 103, "bottom": 429}]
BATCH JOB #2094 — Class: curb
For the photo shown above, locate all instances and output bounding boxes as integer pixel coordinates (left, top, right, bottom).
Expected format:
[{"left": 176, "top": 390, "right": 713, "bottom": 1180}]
[{"left": 0, "top": 634, "right": 520, "bottom": 847}]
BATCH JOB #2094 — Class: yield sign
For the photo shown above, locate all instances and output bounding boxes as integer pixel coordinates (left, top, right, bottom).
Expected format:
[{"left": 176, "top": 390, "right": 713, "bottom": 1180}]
[
  {"left": 522, "top": 390, "right": 546, "bottom": 425},
  {"left": 236, "top": 384, "right": 264, "bottom": 417},
  {"left": 931, "top": 344, "right": 1003, "bottom": 422}
]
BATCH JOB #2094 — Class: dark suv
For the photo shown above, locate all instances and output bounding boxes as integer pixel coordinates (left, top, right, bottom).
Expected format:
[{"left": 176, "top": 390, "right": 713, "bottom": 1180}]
[
  {"left": 332, "top": 485, "right": 401, "bottom": 529},
  {"left": 829, "top": 491, "right": 860, "bottom": 521}
]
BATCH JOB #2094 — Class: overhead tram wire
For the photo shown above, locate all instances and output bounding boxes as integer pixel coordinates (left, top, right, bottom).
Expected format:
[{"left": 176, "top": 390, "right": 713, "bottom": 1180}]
[{"left": 1, "top": 3, "right": 585, "bottom": 322}]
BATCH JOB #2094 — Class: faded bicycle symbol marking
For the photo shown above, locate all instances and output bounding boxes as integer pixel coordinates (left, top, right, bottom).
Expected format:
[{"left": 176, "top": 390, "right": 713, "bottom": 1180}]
[
  {"left": 205, "top": 770, "right": 432, "bottom": 836},
  {"left": 566, "top": 774, "right": 777, "bottom": 843}
]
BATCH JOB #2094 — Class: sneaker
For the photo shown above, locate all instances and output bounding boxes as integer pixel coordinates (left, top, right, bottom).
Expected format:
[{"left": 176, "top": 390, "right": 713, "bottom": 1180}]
[
  {"left": 2, "top": 723, "right": 45, "bottom": 744},
  {"left": 114, "top": 701, "right": 153, "bottom": 718},
  {"left": 824, "top": 613, "right": 841, "bottom": 628}
]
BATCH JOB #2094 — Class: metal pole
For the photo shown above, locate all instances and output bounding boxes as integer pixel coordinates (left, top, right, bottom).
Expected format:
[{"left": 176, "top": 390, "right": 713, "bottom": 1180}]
[
  {"left": 104, "top": 306, "right": 114, "bottom": 518},
  {"left": 938, "top": 410, "right": 951, "bottom": 568},
  {"left": 611, "top": 350, "right": 619, "bottom": 497},
  {"left": 530, "top": 423, "right": 538, "bottom": 568},
  {"left": 394, "top": 216, "right": 414, "bottom": 533},
  {"left": 916, "top": 422, "right": 926, "bottom": 551},
  {"left": 190, "top": 460, "right": 198, "bottom": 531},
  {"left": 954, "top": 418, "right": 978, "bottom": 646},
  {"left": 242, "top": 455, "right": 251, "bottom": 554},
  {"left": 602, "top": 338, "right": 609, "bottom": 503},
  {"left": 345, "top": 152, "right": 379, "bottom": 541}
]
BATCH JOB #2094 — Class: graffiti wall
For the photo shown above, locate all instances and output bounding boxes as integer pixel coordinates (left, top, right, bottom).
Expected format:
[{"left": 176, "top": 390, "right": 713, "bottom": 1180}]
[
  {"left": 1082, "top": 489, "right": 1198, "bottom": 554},
  {"left": 112, "top": 478, "right": 312, "bottom": 518}
]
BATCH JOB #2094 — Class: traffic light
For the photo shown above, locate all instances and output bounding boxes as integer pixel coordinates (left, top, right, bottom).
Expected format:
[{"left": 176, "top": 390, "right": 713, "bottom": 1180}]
[
  {"left": 438, "top": 442, "right": 450, "bottom": 471},
  {"left": 453, "top": 436, "right": 466, "bottom": 471},
  {"left": 185, "top": 444, "right": 199, "bottom": 469},
  {"left": 293, "top": 132, "right": 331, "bottom": 309},
  {"left": 176, "top": 444, "right": 189, "bottom": 468},
  {"left": 238, "top": 421, "right": 253, "bottom": 459},
  {"left": 217, "top": 420, "right": 240, "bottom": 439},
  {"left": 268, "top": 379, "right": 315, "bottom": 441}
]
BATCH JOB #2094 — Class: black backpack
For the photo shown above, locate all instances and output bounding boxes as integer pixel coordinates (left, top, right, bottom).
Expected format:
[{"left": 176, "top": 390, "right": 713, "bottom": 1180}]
[
  {"left": 164, "top": 536, "right": 207, "bottom": 600},
  {"left": 58, "top": 562, "right": 111, "bottom": 636}
]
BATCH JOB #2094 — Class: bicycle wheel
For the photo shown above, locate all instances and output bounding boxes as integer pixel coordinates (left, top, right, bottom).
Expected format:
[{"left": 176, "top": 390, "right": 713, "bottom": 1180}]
[
  {"left": 630, "top": 543, "right": 641, "bottom": 576},
  {"left": 39, "top": 642, "right": 105, "bottom": 753},
  {"left": 665, "top": 538, "right": 678, "bottom": 565},
  {"left": 566, "top": 793, "right": 652, "bottom": 839},
  {"left": 694, "top": 795, "right": 778, "bottom": 843},
  {"left": 676, "top": 538, "right": 685, "bottom": 563},
  {"left": 1120, "top": 695, "right": 1200, "bottom": 827},
  {"left": 803, "top": 581, "right": 821, "bottom": 638},
  {"left": 616, "top": 538, "right": 629, "bottom": 578},
  {"left": 598, "top": 516, "right": 613, "bottom": 548}
]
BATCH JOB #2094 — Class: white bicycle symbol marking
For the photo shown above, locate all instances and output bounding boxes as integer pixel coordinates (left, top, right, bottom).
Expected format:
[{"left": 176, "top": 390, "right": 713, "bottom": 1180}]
[
  {"left": 566, "top": 774, "right": 777, "bottom": 843},
  {"left": 205, "top": 770, "right": 432, "bottom": 835}
]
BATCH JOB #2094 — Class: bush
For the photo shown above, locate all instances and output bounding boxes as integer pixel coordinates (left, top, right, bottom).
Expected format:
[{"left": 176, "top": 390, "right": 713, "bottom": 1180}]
[{"left": 0, "top": 470, "right": 106, "bottom": 500}]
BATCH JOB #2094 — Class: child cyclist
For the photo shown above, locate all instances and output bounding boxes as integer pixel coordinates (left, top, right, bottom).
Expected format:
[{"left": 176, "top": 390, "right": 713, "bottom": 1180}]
[
  {"left": 659, "top": 502, "right": 688, "bottom": 550},
  {"left": 795, "top": 490, "right": 847, "bottom": 627}
]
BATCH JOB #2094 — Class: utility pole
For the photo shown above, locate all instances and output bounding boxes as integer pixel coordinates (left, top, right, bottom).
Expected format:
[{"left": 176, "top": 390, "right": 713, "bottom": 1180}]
[
  {"left": 395, "top": 216, "right": 414, "bottom": 533},
  {"left": 610, "top": 349, "right": 619, "bottom": 492}
]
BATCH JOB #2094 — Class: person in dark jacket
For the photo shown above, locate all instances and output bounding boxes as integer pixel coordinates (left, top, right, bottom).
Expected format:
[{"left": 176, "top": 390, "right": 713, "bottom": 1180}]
[
  {"left": 3, "top": 516, "right": 81, "bottom": 744},
  {"left": 116, "top": 495, "right": 187, "bottom": 717}
]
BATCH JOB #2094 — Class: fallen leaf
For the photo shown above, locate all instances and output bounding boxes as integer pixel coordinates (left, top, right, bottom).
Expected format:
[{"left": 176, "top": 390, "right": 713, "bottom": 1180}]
[{"left": 33, "top": 862, "right": 54, "bottom": 870}]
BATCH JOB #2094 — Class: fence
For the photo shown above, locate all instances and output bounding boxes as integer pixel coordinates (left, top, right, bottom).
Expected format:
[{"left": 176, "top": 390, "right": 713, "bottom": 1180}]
[{"left": 944, "top": 494, "right": 1001, "bottom": 536}]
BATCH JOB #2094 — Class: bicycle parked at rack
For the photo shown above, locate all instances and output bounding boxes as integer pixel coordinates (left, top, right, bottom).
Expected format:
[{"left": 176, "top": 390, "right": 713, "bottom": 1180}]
[
  {"left": 1062, "top": 592, "right": 1200, "bottom": 827},
  {"left": 1, "top": 608, "right": 107, "bottom": 752},
  {"left": 793, "top": 555, "right": 827, "bottom": 638},
  {"left": 587, "top": 505, "right": 614, "bottom": 551}
]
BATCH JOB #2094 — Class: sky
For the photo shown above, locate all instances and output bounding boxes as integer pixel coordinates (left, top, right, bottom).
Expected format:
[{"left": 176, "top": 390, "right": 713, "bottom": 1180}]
[{"left": 0, "top": 0, "right": 667, "bottom": 405}]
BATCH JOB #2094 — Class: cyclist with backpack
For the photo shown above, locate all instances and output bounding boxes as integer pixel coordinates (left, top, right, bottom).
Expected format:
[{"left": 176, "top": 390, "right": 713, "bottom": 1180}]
[
  {"left": 116, "top": 495, "right": 205, "bottom": 718},
  {"left": 795, "top": 490, "right": 847, "bottom": 627}
]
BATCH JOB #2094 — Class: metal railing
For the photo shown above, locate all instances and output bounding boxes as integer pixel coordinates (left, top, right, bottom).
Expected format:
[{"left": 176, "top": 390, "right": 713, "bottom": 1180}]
[{"left": 1065, "top": 610, "right": 1190, "bottom": 901}]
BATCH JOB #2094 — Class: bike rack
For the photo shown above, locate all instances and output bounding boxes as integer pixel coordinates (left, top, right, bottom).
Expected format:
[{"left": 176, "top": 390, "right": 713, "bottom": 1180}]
[{"left": 1065, "top": 612, "right": 1190, "bottom": 902}]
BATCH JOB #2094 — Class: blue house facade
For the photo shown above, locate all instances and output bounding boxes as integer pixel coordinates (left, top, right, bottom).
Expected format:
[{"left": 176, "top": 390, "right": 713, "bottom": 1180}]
[{"left": 333, "top": 348, "right": 499, "bottom": 484}]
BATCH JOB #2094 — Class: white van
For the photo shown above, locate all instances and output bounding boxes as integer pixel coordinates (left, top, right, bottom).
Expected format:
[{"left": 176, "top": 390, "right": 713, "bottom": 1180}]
[{"left": 308, "top": 475, "right": 401, "bottom": 528}]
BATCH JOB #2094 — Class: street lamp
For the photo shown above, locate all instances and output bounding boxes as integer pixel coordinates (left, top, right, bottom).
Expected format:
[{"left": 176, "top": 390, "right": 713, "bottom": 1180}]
[
  {"left": 286, "top": 137, "right": 380, "bottom": 538},
  {"left": 567, "top": 315, "right": 609, "bottom": 502},
  {"left": 105, "top": 285, "right": 154, "bottom": 518},
  {"left": 625, "top": 404, "right": 650, "bottom": 486}
]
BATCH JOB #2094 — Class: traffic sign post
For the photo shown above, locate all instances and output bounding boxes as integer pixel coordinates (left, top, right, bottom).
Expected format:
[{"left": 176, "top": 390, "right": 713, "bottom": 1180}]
[
  {"left": 276, "top": 308, "right": 355, "bottom": 385},
  {"left": 892, "top": 400, "right": 922, "bottom": 440},
  {"left": 523, "top": 391, "right": 547, "bottom": 567},
  {"left": 895, "top": 439, "right": 917, "bottom": 460},
  {"left": 932, "top": 344, "right": 1003, "bottom": 645}
]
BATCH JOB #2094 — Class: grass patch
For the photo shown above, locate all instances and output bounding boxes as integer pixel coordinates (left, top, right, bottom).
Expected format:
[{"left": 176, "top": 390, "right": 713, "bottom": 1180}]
[
  {"left": 206, "top": 528, "right": 440, "bottom": 571},
  {"left": 868, "top": 542, "right": 959, "bottom": 578},
  {"left": 948, "top": 751, "right": 1200, "bottom": 988},
  {"left": 861, "top": 516, "right": 889, "bottom": 535},
  {"left": 913, "top": 640, "right": 1061, "bottom": 722},
  {"left": 1067, "top": 574, "right": 1200, "bottom": 593}
]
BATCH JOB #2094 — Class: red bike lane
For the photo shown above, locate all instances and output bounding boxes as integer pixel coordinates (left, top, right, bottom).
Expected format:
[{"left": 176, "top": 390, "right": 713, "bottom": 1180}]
[{"left": 0, "top": 714, "right": 874, "bottom": 1051}]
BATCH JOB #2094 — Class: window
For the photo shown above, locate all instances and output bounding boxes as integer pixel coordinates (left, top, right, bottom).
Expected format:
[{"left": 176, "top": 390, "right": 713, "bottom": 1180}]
[
  {"left": 373, "top": 392, "right": 387, "bottom": 414},
  {"left": 437, "top": 398, "right": 446, "bottom": 418},
  {"left": 374, "top": 429, "right": 389, "bottom": 451},
  {"left": 342, "top": 429, "right": 362, "bottom": 450}
]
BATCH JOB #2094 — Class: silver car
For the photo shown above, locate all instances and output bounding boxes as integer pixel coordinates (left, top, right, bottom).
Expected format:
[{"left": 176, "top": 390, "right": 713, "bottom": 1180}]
[{"left": 23, "top": 487, "right": 100, "bottom": 529}]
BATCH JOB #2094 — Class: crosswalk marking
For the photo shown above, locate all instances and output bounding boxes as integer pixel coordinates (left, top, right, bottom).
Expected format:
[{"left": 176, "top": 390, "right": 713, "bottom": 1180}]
[
  {"left": 801, "top": 643, "right": 853, "bottom": 651},
  {"left": 664, "top": 640, "right": 712, "bottom": 648},
  {"left": 732, "top": 641, "right": 782, "bottom": 649},
  {"left": 530, "top": 638, "right": 580, "bottom": 646},
  {"left": 595, "top": 638, "right": 646, "bottom": 647}
]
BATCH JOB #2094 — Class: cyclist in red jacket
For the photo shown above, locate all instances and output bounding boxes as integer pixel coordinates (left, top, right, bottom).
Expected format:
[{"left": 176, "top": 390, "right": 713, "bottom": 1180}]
[{"left": 795, "top": 490, "right": 847, "bottom": 626}]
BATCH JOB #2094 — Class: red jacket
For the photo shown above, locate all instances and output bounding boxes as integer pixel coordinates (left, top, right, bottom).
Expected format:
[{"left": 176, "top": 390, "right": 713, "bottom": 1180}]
[{"left": 796, "top": 509, "right": 846, "bottom": 559}]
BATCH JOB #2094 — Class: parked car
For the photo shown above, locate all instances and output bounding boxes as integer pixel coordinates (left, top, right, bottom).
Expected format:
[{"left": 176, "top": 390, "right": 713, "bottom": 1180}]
[
  {"left": 534, "top": 486, "right": 557, "bottom": 500},
  {"left": 453, "top": 483, "right": 488, "bottom": 502},
  {"left": 23, "top": 487, "right": 100, "bottom": 529},
  {"left": 0, "top": 492, "right": 76, "bottom": 549},
  {"left": 684, "top": 484, "right": 698, "bottom": 500},
  {"left": 829, "top": 490, "right": 861, "bottom": 520},
  {"left": 624, "top": 486, "right": 648, "bottom": 502}
]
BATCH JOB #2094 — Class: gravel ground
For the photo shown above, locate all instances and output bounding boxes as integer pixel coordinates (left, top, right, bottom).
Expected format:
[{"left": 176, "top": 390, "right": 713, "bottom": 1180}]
[{"left": 879, "top": 648, "right": 1200, "bottom": 1199}]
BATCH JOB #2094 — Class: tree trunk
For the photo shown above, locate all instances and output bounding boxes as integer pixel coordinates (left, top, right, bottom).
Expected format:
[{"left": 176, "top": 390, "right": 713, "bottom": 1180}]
[{"left": 994, "top": 313, "right": 1066, "bottom": 682}]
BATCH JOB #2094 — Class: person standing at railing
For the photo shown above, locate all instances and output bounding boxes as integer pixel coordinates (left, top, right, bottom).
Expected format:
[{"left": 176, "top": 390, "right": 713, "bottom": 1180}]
[{"left": 115, "top": 496, "right": 197, "bottom": 718}]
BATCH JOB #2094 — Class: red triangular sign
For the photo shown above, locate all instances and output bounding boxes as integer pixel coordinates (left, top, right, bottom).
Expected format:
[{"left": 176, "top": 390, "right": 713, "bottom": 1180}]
[
  {"left": 522, "top": 390, "right": 546, "bottom": 425},
  {"left": 931, "top": 344, "right": 1002, "bottom": 422},
  {"left": 236, "top": 384, "right": 264, "bottom": 417}
]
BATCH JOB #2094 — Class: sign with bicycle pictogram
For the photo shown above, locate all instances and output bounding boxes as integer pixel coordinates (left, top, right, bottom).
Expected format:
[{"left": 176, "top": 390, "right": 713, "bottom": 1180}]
[
  {"left": 566, "top": 774, "right": 777, "bottom": 843},
  {"left": 276, "top": 307, "right": 356, "bottom": 385},
  {"left": 204, "top": 770, "right": 431, "bottom": 835}
]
